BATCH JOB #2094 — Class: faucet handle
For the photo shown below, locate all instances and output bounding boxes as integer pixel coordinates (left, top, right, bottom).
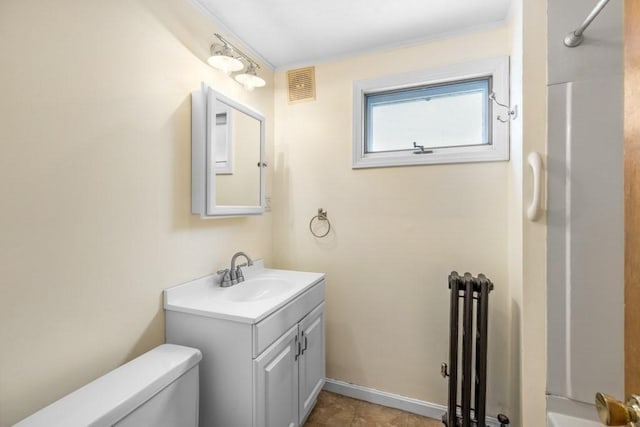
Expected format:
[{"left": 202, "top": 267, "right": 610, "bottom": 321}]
[
  {"left": 217, "top": 269, "right": 232, "bottom": 287},
  {"left": 236, "top": 266, "right": 245, "bottom": 283}
]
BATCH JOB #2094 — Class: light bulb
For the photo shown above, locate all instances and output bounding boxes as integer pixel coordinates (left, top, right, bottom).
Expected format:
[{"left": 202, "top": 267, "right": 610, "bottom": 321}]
[
  {"left": 207, "top": 45, "right": 243, "bottom": 74},
  {"left": 234, "top": 64, "right": 266, "bottom": 90}
]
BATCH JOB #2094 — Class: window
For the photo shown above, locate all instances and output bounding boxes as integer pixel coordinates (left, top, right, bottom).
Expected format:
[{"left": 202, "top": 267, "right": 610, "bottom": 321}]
[{"left": 352, "top": 57, "right": 509, "bottom": 168}]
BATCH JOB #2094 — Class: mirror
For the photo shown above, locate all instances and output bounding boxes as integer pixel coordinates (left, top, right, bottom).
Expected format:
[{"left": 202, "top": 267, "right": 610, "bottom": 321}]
[
  {"left": 213, "top": 99, "right": 261, "bottom": 206},
  {"left": 191, "top": 84, "right": 265, "bottom": 217}
]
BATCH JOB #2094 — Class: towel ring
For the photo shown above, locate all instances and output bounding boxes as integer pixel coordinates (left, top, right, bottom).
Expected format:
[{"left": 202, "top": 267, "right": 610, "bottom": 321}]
[{"left": 309, "top": 208, "right": 331, "bottom": 238}]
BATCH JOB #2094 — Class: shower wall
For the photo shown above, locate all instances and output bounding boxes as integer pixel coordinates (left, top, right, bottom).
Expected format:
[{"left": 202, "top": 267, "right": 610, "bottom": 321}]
[{"left": 546, "top": 0, "right": 624, "bottom": 410}]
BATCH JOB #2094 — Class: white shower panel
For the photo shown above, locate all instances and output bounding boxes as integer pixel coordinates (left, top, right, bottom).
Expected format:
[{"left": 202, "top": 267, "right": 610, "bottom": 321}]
[
  {"left": 546, "top": 78, "right": 623, "bottom": 404},
  {"left": 548, "top": 0, "right": 622, "bottom": 86}
]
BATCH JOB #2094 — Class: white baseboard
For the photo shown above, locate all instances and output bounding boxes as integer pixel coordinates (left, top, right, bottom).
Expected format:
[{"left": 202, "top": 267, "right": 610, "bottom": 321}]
[{"left": 323, "top": 378, "right": 502, "bottom": 427}]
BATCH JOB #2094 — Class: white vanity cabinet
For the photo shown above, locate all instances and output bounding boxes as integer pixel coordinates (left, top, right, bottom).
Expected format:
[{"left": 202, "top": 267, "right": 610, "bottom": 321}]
[
  {"left": 165, "top": 274, "right": 325, "bottom": 427},
  {"left": 254, "top": 325, "right": 299, "bottom": 427},
  {"left": 254, "top": 303, "right": 325, "bottom": 427},
  {"left": 297, "top": 304, "right": 325, "bottom": 421}
]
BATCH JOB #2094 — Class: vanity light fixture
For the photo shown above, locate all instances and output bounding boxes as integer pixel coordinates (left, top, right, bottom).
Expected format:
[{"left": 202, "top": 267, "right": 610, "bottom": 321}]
[
  {"left": 207, "top": 44, "right": 243, "bottom": 75},
  {"left": 208, "top": 33, "right": 266, "bottom": 90},
  {"left": 235, "top": 63, "right": 266, "bottom": 91}
]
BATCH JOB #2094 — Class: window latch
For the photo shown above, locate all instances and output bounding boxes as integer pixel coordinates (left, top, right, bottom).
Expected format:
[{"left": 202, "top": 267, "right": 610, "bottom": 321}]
[{"left": 413, "top": 142, "right": 433, "bottom": 155}]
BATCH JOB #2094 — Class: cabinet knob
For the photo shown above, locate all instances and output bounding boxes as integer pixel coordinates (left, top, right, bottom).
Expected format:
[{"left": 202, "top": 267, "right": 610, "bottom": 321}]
[{"left": 595, "top": 392, "right": 640, "bottom": 426}]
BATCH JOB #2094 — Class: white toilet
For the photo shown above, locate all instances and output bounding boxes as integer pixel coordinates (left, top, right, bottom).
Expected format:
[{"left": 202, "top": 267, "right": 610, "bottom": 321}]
[{"left": 15, "top": 344, "right": 202, "bottom": 427}]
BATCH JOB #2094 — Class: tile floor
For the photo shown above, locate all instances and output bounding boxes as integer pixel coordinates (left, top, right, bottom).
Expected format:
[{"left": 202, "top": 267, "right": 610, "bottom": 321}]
[{"left": 303, "top": 391, "right": 443, "bottom": 427}]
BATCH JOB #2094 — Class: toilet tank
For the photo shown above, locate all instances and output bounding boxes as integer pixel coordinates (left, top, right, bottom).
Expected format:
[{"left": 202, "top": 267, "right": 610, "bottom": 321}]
[{"left": 15, "top": 344, "right": 202, "bottom": 427}]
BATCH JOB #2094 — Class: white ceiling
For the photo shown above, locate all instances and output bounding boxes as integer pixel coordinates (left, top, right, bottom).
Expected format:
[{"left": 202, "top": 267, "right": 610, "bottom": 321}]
[{"left": 195, "top": 0, "right": 513, "bottom": 71}]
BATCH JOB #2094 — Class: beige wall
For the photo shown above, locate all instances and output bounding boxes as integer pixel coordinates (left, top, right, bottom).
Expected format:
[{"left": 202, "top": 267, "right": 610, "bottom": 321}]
[
  {"left": 506, "top": 1, "right": 525, "bottom": 423},
  {"left": 505, "top": 0, "right": 548, "bottom": 425},
  {"left": 0, "top": 1, "right": 550, "bottom": 424},
  {"left": 520, "top": 0, "right": 548, "bottom": 424},
  {"left": 272, "top": 27, "right": 516, "bottom": 416},
  {"left": 0, "top": 0, "right": 274, "bottom": 425}
]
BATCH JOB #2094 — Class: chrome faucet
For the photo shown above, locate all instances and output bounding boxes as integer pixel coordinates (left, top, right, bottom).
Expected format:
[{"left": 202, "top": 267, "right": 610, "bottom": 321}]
[
  {"left": 217, "top": 252, "right": 254, "bottom": 287},
  {"left": 231, "top": 251, "right": 253, "bottom": 283}
]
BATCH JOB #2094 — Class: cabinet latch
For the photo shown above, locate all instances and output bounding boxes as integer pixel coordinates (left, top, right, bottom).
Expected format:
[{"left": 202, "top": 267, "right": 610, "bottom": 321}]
[
  {"left": 294, "top": 335, "right": 301, "bottom": 361},
  {"left": 301, "top": 332, "right": 308, "bottom": 355}
]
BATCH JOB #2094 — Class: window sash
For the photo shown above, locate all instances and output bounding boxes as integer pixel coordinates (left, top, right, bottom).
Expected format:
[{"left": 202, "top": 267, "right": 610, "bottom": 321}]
[
  {"left": 352, "top": 56, "right": 510, "bottom": 169},
  {"left": 364, "top": 78, "right": 491, "bottom": 154}
]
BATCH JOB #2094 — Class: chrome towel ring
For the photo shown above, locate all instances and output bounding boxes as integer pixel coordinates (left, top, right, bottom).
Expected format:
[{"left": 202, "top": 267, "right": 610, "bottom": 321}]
[{"left": 309, "top": 208, "right": 331, "bottom": 238}]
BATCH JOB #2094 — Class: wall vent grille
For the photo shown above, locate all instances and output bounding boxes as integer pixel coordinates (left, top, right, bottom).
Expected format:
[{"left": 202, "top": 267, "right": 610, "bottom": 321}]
[{"left": 287, "top": 66, "right": 316, "bottom": 104}]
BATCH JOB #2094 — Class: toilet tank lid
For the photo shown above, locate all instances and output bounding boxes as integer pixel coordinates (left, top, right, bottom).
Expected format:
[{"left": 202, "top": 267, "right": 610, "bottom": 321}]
[{"left": 15, "top": 344, "right": 202, "bottom": 427}]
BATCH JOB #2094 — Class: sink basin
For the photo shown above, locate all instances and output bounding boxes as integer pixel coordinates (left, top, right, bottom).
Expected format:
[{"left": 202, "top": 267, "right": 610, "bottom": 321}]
[
  {"left": 164, "top": 260, "right": 325, "bottom": 323},
  {"left": 222, "top": 277, "right": 296, "bottom": 302}
]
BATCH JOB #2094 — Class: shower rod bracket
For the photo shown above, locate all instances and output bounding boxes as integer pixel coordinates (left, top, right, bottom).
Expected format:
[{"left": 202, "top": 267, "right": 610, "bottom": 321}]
[
  {"left": 563, "top": 0, "right": 611, "bottom": 48},
  {"left": 564, "top": 31, "right": 585, "bottom": 48}
]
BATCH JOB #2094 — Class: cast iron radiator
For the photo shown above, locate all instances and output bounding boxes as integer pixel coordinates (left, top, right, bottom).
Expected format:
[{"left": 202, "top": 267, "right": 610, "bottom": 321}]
[{"left": 441, "top": 271, "right": 509, "bottom": 427}]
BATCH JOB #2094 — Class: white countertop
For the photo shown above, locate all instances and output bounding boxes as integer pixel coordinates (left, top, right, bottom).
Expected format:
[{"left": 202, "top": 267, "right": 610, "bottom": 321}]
[{"left": 164, "top": 261, "right": 325, "bottom": 324}]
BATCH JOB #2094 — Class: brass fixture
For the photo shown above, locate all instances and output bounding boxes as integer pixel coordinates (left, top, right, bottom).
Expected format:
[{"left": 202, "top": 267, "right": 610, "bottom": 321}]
[{"left": 595, "top": 392, "right": 640, "bottom": 426}]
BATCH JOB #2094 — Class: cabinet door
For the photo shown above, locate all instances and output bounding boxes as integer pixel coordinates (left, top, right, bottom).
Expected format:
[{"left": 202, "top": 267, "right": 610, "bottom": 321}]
[
  {"left": 298, "top": 303, "right": 325, "bottom": 424},
  {"left": 254, "top": 324, "right": 299, "bottom": 427}
]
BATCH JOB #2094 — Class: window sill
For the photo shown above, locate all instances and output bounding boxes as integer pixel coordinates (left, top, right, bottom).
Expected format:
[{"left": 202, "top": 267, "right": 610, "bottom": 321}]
[{"left": 352, "top": 144, "right": 509, "bottom": 169}]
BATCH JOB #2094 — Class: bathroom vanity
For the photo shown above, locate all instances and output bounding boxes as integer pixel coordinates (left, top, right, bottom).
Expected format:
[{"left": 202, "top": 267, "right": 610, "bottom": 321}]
[{"left": 164, "top": 262, "right": 325, "bottom": 427}]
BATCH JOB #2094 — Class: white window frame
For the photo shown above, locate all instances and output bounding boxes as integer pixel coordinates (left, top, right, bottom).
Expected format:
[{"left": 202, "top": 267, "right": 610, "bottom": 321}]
[{"left": 352, "top": 56, "right": 510, "bottom": 169}]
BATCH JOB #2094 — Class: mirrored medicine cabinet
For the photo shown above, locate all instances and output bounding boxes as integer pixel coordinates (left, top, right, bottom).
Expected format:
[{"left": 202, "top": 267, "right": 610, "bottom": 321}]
[{"left": 192, "top": 83, "right": 266, "bottom": 218}]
